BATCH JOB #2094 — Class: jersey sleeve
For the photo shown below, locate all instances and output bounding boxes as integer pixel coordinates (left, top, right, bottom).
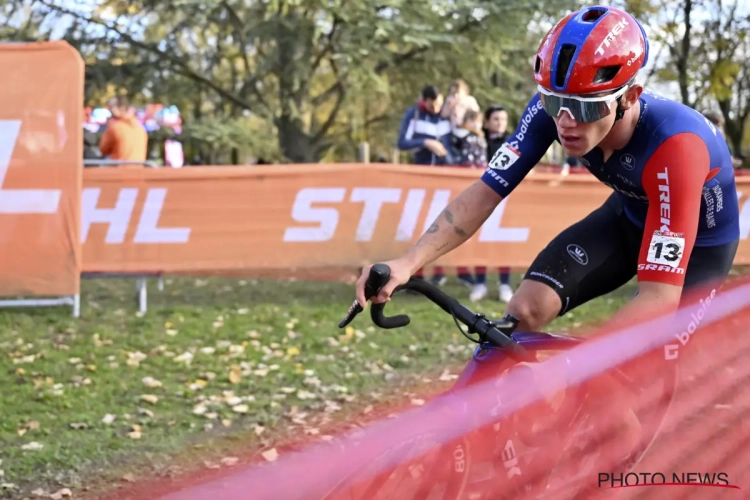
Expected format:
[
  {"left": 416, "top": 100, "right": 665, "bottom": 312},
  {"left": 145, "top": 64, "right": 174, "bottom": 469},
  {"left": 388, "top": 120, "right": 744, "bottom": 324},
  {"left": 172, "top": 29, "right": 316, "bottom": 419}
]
[
  {"left": 637, "top": 133, "right": 710, "bottom": 286},
  {"left": 480, "top": 94, "right": 557, "bottom": 198}
]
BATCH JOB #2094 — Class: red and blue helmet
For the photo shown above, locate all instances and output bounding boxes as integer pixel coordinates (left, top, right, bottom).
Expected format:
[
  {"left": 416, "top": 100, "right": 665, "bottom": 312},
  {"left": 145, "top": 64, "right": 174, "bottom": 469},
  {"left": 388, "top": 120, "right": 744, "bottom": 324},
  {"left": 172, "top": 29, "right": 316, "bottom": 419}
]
[{"left": 534, "top": 6, "right": 649, "bottom": 95}]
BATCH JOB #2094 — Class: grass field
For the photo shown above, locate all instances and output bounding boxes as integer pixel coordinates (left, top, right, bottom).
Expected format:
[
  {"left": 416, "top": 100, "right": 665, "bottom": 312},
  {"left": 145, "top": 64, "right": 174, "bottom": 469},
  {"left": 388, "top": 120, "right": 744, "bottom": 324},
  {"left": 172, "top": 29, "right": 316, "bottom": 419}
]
[{"left": 0, "top": 274, "right": 636, "bottom": 499}]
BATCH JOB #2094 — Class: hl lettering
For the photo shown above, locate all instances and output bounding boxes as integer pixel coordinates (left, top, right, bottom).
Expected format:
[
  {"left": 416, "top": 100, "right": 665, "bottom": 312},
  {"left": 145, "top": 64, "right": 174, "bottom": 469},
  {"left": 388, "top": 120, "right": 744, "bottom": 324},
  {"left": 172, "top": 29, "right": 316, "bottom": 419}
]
[{"left": 82, "top": 188, "right": 191, "bottom": 244}]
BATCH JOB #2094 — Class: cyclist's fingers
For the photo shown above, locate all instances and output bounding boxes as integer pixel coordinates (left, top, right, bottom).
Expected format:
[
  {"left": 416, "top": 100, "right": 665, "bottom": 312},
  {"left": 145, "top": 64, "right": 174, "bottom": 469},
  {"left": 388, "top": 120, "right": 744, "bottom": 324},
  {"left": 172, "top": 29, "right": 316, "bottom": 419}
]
[
  {"left": 377, "top": 278, "right": 400, "bottom": 302},
  {"left": 355, "top": 265, "right": 371, "bottom": 307}
]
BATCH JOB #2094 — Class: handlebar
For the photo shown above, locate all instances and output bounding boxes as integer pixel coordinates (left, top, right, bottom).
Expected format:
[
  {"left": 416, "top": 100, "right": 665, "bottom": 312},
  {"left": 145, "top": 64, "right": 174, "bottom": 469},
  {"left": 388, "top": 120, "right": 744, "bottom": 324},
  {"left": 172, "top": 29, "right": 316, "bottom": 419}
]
[{"left": 339, "top": 264, "right": 534, "bottom": 362}]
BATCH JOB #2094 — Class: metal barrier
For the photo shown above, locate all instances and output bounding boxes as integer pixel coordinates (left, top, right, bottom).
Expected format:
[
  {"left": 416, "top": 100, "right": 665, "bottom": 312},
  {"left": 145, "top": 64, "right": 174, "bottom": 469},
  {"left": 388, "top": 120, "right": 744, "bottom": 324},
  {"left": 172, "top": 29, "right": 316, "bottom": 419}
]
[
  {"left": 83, "top": 159, "right": 160, "bottom": 168},
  {"left": 80, "top": 273, "right": 165, "bottom": 315},
  {"left": 0, "top": 295, "right": 80, "bottom": 317}
]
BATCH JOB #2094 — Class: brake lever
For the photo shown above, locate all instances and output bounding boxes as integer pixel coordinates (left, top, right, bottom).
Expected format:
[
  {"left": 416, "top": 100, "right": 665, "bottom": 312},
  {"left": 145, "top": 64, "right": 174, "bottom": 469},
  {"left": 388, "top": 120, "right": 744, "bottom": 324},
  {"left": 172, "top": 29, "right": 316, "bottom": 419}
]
[{"left": 338, "top": 264, "right": 392, "bottom": 328}]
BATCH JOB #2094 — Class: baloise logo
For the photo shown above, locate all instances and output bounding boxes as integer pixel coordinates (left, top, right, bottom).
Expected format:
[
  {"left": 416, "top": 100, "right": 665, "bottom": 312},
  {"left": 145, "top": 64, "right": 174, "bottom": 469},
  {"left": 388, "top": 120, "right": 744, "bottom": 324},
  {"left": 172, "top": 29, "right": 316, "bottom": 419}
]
[{"left": 567, "top": 244, "right": 588, "bottom": 265}]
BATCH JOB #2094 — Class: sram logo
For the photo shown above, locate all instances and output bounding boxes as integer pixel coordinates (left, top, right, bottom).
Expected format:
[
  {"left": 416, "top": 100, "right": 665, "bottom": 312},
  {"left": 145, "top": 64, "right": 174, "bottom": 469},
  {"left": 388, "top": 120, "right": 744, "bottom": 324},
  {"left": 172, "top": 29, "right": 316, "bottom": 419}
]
[
  {"left": 82, "top": 188, "right": 190, "bottom": 244},
  {"left": 0, "top": 120, "right": 61, "bottom": 213},
  {"left": 283, "top": 187, "right": 530, "bottom": 243},
  {"left": 637, "top": 263, "right": 685, "bottom": 274}
]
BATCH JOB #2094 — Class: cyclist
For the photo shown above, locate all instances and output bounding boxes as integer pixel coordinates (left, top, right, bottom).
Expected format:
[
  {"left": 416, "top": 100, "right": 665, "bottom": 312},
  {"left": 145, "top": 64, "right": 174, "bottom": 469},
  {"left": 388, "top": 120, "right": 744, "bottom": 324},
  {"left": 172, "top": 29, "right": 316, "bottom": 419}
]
[
  {"left": 354, "top": 4, "right": 740, "bottom": 465},
  {"left": 356, "top": 4, "right": 739, "bottom": 355}
]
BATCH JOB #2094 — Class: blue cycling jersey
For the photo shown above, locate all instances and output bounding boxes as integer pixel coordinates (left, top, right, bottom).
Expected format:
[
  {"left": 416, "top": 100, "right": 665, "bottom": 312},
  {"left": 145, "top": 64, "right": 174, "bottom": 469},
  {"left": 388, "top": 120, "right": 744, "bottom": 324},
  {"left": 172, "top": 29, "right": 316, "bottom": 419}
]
[{"left": 481, "top": 91, "right": 740, "bottom": 286}]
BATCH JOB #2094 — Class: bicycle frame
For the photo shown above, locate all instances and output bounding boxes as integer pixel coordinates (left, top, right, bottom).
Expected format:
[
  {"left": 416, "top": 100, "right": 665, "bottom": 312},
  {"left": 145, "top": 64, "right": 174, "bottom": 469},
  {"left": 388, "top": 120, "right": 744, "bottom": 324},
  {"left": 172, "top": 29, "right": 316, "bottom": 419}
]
[{"left": 453, "top": 333, "right": 584, "bottom": 390}]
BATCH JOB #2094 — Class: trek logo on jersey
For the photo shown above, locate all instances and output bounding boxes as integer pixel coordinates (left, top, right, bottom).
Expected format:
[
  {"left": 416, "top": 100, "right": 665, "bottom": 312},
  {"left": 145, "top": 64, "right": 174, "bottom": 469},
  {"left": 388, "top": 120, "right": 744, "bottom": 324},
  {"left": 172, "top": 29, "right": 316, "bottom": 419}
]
[
  {"left": 620, "top": 153, "right": 635, "bottom": 171},
  {"left": 657, "top": 168, "right": 671, "bottom": 231},
  {"left": 595, "top": 19, "right": 630, "bottom": 56}
]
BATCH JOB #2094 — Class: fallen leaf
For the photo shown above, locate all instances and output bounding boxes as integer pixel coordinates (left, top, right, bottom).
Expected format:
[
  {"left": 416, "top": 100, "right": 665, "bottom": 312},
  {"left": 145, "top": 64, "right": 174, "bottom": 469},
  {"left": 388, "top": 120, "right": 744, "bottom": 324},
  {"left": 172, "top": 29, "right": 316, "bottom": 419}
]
[
  {"left": 17, "top": 429, "right": 26, "bottom": 437},
  {"left": 286, "top": 346, "right": 300, "bottom": 357},
  {"left": 261, "top": 448, "right": 279, "bottom": 462},
  {"left": 102, "top": 413, "right": 117, "bottom": 425},
  {"left": 166, "top": 329, "right": 179, "bottom": 336},
  {"left": 228, "top": 366, "right": 242, "bottom": 384},
  {"left": 192, "top": 405, "right": 208, "bottom": 416},
  {"left": 226, "top": 396, "right": 243, "bottom": 406},
  {"left": 50, "top": 488, "right": 72, "bottom": 500},
  {"left": 232, "top": 404, "right": 249, "bottom": 414},
  {"left": 122, "top": 473, "right": 136, "bottom": 483},
  {"left": 127, "top": 425, "right": 142, "bottom": 439},
  {"left": 254, "top": 425, "right": 265, "bottom": 436},
  {"left": 173, "top": 351, "right": 194, "bottom": 364},
  {"left": 21, "top": 442, "right": 44, "bottom": 451},
  {"left": 411, "top": 399, "right": 426, "bottom": 406},
  {"left": 69, "top": 422, "right": 88, "bottom": 430},
  {"left": 204, "top": 461, "right": 220, "bottom": 470},
  {"left": 138, "top": 407, "right": 155, "bottom": 418},
  {"left": 221, "top": 419, "right": 232, "bottom": 427},
  {"left": 140, "top": 394, "right": 159, "bottom": 404},
  {"left": 220, "top": 457, "right": 239, "bottom": 467},
  {"left": 141, "top": 377, "right": 163, "bottom": 388},
  {"left": 31, "top": 488, "right": 46, "bottom": 496}
]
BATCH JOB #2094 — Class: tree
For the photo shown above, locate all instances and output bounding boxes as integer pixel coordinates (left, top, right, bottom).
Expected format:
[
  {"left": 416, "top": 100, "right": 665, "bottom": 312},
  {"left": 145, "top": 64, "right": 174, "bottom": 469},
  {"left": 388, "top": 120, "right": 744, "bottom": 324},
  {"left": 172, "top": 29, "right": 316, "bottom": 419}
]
[
  {"left": 626, "top": 0, "right": 750, "bottom": 154},
  {"left": 22, "top": 0, "right": 576, "bottom": 163}
]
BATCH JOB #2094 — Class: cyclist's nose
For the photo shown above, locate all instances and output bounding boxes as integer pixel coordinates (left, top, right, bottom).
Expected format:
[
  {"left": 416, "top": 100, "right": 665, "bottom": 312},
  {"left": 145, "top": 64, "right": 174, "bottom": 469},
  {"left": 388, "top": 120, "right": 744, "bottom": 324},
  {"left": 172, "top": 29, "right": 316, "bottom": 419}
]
[{"left": 556, "top": 109, "right": 578, "bottom": 128}]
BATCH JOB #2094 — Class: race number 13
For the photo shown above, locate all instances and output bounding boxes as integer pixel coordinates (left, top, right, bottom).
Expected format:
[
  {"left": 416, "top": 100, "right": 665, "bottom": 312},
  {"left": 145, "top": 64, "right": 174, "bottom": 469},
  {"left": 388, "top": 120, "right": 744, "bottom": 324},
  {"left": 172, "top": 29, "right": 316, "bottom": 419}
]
[{"left": 647, "top": 231, "right": 685, "bottom": 268}]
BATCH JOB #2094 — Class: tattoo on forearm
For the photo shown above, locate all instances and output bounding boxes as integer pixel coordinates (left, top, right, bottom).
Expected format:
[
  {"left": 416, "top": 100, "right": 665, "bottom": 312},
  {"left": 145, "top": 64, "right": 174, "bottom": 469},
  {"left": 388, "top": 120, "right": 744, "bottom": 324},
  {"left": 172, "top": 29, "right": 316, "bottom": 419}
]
[
  {"left": 444, "top": 209, "right": 467, "bottom": 236},
  {"left": 426, "top": 222, "right": 439, "bottom": 233}
]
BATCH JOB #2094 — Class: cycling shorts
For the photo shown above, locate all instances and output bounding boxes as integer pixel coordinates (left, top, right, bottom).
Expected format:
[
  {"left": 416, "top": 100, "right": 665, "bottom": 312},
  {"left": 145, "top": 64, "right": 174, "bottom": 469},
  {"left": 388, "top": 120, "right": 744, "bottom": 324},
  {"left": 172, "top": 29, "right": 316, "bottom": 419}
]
[{"left": 525, "top": 193, "right": 739, "bottom": 316}]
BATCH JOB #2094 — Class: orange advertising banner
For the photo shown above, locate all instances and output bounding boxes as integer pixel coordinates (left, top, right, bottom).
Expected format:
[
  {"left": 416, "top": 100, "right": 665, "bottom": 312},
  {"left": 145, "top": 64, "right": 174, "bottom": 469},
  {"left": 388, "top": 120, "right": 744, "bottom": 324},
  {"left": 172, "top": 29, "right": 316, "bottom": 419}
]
[
  {"left": 0, "top": 42, "right": 83, "bottom": 296},
  {"left": 81, "top": 164, "right": 750, "bottom": 274}
]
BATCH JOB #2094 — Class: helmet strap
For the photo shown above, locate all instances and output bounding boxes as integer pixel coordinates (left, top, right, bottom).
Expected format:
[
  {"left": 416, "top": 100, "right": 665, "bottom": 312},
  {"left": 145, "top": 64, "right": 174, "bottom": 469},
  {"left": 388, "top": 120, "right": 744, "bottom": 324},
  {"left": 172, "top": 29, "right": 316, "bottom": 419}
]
[{"left": 610, "top": 97, "right": 626, "bottom": 131}]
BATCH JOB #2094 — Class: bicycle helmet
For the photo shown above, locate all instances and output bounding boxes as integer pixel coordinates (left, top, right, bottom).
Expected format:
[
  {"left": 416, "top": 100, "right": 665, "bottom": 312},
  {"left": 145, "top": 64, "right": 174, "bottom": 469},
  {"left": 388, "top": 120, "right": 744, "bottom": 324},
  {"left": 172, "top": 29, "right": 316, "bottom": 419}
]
[{"left": 534, "top": 5, "right": 650, "bottom": 95}]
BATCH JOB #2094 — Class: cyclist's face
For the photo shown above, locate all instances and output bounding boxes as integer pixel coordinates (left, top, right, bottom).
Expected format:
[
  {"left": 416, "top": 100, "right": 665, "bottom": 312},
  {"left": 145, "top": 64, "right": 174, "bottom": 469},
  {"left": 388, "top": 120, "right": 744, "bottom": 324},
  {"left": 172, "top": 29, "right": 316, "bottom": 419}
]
[
  {"left": 552, "top": 85, "right": 641, "bottom": 157},
  {"left": 553, "top": 100, "right": 618, "bottom": 156}
]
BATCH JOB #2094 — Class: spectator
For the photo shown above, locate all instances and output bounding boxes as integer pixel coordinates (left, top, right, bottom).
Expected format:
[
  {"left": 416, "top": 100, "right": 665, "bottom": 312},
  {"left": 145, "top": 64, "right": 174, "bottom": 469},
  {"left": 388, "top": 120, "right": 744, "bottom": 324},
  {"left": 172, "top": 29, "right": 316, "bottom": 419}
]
[
  {"left": 397, "top": 85, "right": 454, "bottom": 166},
  {"left": 398, "top": 85, "right": 455, "bottom": 286},
  {"left": 703, "top": 110, "right": 743, "bottom": 168},
  {"left": 99, "top": 96, "right": 148, "bottom": 165},
  {"left": 477, "top": 104, "right": 515, "bottom": 303},
  {"left": 451, "top": 108, "right": 487, "bottom": 168},
  {"left": 441, "top": 79, "right": 481, "bottom": 132},
  {"left": 83, "top": 128, "right": 103, "bottom": 163}
]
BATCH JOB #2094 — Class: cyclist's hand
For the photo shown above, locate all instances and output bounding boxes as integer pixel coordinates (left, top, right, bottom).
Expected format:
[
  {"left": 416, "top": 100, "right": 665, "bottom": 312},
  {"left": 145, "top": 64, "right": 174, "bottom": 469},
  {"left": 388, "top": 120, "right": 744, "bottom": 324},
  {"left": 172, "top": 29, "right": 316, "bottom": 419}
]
[{"left": 356, "top": 259, "right": 414, "bottom": 307}]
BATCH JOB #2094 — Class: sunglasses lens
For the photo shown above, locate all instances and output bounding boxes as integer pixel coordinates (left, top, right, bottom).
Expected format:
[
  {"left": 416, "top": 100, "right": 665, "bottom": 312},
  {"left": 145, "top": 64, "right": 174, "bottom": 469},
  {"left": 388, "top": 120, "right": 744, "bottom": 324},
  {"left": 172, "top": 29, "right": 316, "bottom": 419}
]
[{"left": 539, "top": 93, "right": 614, "bottom": 123}]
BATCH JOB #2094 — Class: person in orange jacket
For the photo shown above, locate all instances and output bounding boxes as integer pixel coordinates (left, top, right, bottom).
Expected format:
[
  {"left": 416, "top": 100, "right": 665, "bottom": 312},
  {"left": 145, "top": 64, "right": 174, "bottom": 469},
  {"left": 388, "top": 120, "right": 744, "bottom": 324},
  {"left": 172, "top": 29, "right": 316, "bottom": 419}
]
[{"left": 99, "top": 96, "right": 148, "bottom": 164}]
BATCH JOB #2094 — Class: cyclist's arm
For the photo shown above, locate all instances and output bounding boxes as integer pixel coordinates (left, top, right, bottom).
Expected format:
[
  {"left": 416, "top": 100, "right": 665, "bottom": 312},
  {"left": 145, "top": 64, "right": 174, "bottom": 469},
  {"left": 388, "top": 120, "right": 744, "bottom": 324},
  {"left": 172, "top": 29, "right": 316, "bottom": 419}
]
[
  {"left": 402, "top": 94, "right": 557, "bottom": 272},
  {"left": 608, "top": 133, "right": 710, "bottom": 326}
]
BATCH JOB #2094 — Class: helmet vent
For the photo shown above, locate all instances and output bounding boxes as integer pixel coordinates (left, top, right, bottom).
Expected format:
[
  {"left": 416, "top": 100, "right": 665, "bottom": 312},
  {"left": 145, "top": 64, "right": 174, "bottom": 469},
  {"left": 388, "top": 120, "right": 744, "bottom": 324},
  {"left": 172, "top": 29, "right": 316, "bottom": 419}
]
[
  {"left": 555, "top": 44, "right": 577, "bottom": 88},
  {"left": 534, "top": 56, "right": 542, "bottom": 74},
  {"left": 593, "top": 65, "right": 621, "bottom": 84},
  {"left": 582, "top": 8, "right": 607, "bottom": 22}
]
